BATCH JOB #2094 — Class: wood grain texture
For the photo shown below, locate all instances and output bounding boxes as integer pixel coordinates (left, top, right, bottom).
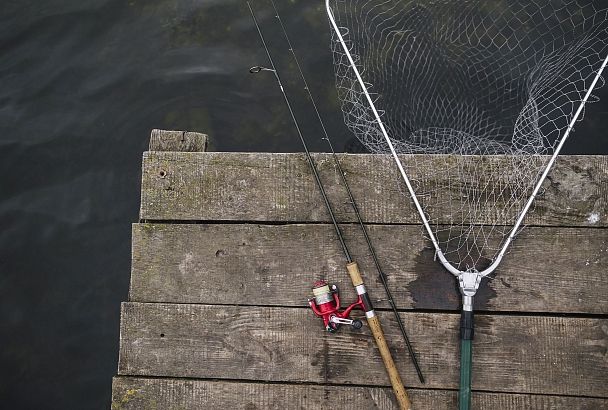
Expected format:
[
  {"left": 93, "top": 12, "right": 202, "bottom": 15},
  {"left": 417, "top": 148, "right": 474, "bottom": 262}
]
[
  {"left": 117, "top": 303, "right": 608, "bottom": 397},
  {"left": 111, "top": 377, "right": 608, "bottom": 410},
  {"left": 139, "top": 152, "right": 607, "bottom": 226},
  {"left": 149, "top": 129, "right": 208, "bottom": 152},
  {"left": 129, "top": 223, "right": 608, "bottom": 314}
]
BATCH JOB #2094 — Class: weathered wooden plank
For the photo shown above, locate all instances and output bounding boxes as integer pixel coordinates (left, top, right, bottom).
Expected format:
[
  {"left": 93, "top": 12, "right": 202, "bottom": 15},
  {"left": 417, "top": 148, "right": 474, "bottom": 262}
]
[
  {"left": 149, "top": 129, "right": 208, "bottom": 152},
  {"left": 111, "top": 377, "right": 608, "bottom": 410},
  {"left": 139, "top": 152, "right": 607, "bottom": 226},
  {"left": 117, "top": 303, "right": 608, "bottom": 397},
  {"left": 129, "top": 223, "right": 608, "bottom": 314}
]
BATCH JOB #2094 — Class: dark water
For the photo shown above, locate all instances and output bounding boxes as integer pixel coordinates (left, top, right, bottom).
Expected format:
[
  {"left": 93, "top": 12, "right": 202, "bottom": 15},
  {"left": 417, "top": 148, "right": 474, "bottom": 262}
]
[{"left": 0, "top": 1, "right": 606, "bottom": 409}]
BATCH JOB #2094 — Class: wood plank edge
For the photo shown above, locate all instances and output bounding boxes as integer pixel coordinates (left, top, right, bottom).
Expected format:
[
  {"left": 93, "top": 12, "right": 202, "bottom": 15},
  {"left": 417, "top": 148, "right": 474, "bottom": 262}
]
[{"left": 111, "top": 376, "right": 608, "bottom": 410}]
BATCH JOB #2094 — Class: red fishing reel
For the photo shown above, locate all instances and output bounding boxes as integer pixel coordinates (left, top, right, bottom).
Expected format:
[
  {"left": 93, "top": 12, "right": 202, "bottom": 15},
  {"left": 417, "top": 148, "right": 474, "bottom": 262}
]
[{"left": 308, "top": 280, "right": 364, "bottom": 333}]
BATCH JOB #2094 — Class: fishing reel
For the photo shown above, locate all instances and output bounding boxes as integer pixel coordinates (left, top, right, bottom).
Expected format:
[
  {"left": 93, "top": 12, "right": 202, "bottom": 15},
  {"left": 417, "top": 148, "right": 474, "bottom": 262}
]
[{"left": 308, "top": 280, "right": 364, "bottom": 333}]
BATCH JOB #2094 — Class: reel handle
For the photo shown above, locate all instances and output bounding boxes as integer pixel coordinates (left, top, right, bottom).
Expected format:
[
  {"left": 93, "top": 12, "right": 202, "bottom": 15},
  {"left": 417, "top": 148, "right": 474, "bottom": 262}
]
[{"left": 346, "top": 262, "right": 412, "bottom": 410}]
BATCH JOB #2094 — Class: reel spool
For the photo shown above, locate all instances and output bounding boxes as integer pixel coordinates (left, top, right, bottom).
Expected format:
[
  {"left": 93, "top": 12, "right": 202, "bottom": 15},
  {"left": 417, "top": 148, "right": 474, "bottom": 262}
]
[{"left": 308, "top": 280, "right": 364, "bottom": 333}]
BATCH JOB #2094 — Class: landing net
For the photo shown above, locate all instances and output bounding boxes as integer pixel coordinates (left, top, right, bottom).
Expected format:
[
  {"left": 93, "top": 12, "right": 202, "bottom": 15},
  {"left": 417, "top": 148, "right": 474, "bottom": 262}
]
[{"left": 328, "top": 0, "right": 608, "bottom": 274}]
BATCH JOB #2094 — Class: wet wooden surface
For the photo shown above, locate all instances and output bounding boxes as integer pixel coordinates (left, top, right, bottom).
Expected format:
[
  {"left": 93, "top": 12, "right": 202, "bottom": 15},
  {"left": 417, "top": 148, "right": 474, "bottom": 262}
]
[
  {"left": 117, "top": 303, "right": 607, "bottom": 397},
  {"left": 129, "top": 223, "right": 607, "bottom": 314},
  {"left": 112, "top": 130, "right": 608, "bottom": 409}
]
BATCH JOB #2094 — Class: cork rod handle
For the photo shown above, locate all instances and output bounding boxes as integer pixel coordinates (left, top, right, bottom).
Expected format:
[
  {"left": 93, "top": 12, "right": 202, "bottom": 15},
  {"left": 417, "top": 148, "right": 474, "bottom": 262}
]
[
  {"left": 346, "top": 262, "right": 412, "bottom": 410},
  {"left": 368, "top": 316, "right": 412, "bottom": 410}
]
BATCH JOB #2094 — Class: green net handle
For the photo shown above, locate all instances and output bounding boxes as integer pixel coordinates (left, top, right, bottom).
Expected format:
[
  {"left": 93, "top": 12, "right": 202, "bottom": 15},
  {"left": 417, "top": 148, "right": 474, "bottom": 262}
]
[
  {"left": 459, "top": 338, "right": 472, "bottom": 410},
  {"left": 459, "top": 309, "right": 474, "bottom": 410}
]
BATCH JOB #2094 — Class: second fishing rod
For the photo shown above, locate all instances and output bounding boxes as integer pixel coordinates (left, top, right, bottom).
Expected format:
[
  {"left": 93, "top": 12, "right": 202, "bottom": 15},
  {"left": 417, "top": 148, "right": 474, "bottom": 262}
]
[
  {"left": 247, "top": 3, "right": 414, "bottom": 410},
  {"left": 267, "top": 0, "right": 424, "bottom": 385}
]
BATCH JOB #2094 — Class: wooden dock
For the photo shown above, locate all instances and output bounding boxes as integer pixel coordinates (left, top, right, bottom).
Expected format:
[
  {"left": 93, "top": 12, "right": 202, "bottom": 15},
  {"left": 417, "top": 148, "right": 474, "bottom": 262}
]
[{"left": 111, "top": 129, "right": 608, "bottom": 409}]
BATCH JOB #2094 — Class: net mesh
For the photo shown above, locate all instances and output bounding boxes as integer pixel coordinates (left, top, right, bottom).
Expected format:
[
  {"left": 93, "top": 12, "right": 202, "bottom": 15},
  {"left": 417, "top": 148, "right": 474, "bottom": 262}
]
[{"left": 329, "top": 0, "right": 608, "bottom": 272}]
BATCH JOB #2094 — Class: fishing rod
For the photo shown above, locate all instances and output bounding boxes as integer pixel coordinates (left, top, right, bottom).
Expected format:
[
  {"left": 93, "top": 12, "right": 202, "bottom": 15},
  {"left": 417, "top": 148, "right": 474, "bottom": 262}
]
[
  {"left": 247, "top": 3, "right": 412, "bottom": 409},
  {"left": 267, "top": 0, "right": 424, "bottom": 384}
]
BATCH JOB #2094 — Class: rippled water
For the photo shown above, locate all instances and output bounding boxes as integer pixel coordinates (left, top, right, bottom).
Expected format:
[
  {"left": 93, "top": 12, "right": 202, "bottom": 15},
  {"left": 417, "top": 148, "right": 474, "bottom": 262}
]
[{"left": 0, "top": 1, "right": 606, "bottom": 409}]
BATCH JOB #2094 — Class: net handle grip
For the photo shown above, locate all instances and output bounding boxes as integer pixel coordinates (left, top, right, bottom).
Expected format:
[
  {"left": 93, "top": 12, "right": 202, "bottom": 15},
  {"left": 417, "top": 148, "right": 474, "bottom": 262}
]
[
  {"left": 346, "top": 262, "right": 413, "bottom": 410},
  {"left": 459, "top": 311, "right": 474, "bottom": 410}
]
